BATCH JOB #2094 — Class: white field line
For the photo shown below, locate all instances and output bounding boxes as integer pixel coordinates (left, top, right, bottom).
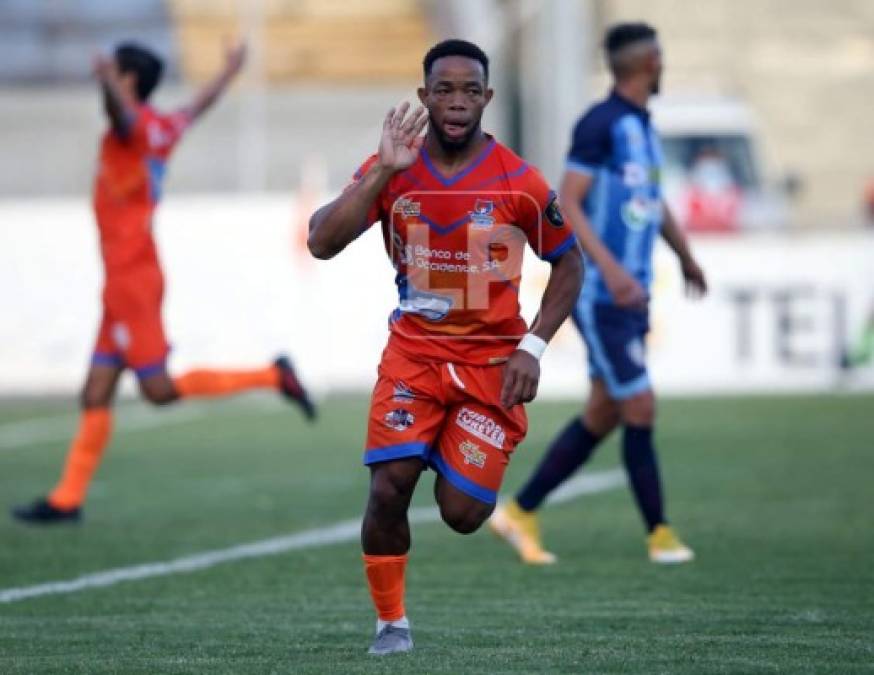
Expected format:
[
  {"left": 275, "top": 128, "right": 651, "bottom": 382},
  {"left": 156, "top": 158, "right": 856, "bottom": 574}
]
[{"left": 0, "top": 468, "right": 625, "bottom": 604}]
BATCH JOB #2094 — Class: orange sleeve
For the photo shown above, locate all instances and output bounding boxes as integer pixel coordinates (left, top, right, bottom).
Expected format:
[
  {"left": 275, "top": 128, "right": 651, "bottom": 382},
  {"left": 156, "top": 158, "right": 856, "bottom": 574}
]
[{"left": 516, "top": 167, "right": 577, "bottom": 261}]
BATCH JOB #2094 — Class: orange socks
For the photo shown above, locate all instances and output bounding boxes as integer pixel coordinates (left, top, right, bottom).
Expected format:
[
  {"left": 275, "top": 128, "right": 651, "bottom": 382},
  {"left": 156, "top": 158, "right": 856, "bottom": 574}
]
[
  {"left": 48, "top": 408, "right": 113, "bottom": 510},
  {"left": 173, "top": 366, "right": 279, "bottom": 399},
  {"left": 363, "top": 553, "right": 408, "bottom": 622}
]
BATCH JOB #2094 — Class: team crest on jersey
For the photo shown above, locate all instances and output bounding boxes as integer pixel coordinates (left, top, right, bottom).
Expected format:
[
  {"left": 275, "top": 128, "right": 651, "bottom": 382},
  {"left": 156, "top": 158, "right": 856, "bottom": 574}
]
[
  {"left": 545, "top": 193, "right": 564, "bottom": 228},
  {"left": 621, "top": 197, "right": 653, "bottom": 232},
  {"left": 392, "top": 198, "right": 421, "bottom": 217},
  {"left": 458, "top": 440, "right": 487, "bottom": 469},
  {"left": 392, "top": 381, "right": 416, "bottom": 403},
  {"left": 470, "top": 199, "right": 495, "bottom": 229},
  {"left": 384, "top": 409, "right": 415, "bottom": 432},
  {"left": 455, "top": 407, "right": 506, "bottom": 449}
]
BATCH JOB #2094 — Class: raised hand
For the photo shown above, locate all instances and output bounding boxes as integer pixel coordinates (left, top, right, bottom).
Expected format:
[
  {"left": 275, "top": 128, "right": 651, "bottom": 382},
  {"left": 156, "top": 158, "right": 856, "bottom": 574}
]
[
  {"left": 378, "top": 102, "right": 429, "bottom": 173},
  {"left": 223, "top": 39, "right": 247, "bottom": 77}
]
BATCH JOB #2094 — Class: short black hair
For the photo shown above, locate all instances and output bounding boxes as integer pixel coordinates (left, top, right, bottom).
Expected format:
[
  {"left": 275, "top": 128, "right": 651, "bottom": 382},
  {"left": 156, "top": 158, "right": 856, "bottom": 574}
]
[
  {"left": 114, "top": 42, "right": 164, "bottom": 101},
  {"left": 604, "top": 22, "right": 657, "bottom": 55},
  {"left": 423, "top": 39, "right": 489, "bottom": 82}
]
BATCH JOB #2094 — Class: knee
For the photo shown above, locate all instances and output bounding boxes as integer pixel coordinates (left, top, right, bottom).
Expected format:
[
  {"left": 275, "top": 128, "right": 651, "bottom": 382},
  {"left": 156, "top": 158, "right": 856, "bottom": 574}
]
[
  {"left": 621, "top": 391, "right": 656, "bottom": 426},
  {"left": 139, "top": 380, "right": 178, "bottom": 406},
  {"left": 368, "top": 471, "right": 415, "bottom": 519},
  {"left": 439, "top": 502, "right": 491, "bottom": 535}
]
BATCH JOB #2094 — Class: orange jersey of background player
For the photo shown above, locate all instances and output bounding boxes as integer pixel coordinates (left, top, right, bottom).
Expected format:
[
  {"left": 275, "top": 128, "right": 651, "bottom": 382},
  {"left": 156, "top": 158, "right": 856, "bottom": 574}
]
[
  {"left": 93, "top": 104, "right": 190, "bottom": 279},
  {"left": 352, "top": 136, "right": 576, "bottom": 366}
]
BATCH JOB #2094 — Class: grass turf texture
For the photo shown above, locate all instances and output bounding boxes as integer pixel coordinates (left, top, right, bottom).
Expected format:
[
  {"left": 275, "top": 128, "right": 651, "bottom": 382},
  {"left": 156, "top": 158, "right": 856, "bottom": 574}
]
[{"left": 0, "top": 393, "right": 872, "bottom": 674}]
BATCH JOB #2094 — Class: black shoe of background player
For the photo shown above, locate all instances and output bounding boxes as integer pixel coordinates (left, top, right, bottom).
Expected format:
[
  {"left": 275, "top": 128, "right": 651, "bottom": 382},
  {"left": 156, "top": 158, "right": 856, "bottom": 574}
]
[
  {"left": 11, "top": 497, "right": 81, "bottom": 524},
  {"left": 275, "top": 355, "right": 317, "bottom": 421}
]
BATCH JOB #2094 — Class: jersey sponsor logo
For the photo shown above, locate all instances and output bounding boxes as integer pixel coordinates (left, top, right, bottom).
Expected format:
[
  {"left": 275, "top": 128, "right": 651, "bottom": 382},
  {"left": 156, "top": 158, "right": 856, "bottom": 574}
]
[
  {"left": 458, "top": 440, "right": 487, "bottom": 469},
  {"left": 398, "top": 287, "right": 453, "bottom": 322},
  {"left": 392, "top": 198, "right": 421, "bottom": 217},
  {"left": 621, "top": 196, "right": 659, "bottom": 232},
  {"left": 384, "top": 408, "right": 415, "bottom": 432},
  {"left": 455, "top": 407, "right": 506, "bottom": 449},
  {"left": 622, "top": 162, "right": 648, "bottom": 188},
  {"left": 470, "top": 199, "right": 495, "bottom": 229},
  {"left": 392, "top": 381, "right": 416, "bottom": 403},
  {"left": 545, "top": 195, "right": 564, "bottom": 228}
]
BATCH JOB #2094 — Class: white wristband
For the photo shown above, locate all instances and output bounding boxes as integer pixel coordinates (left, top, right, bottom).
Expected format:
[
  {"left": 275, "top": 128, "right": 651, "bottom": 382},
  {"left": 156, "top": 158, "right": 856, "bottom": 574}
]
[{"left": 517, "top": 333, "right": 548, "bottom": 361}]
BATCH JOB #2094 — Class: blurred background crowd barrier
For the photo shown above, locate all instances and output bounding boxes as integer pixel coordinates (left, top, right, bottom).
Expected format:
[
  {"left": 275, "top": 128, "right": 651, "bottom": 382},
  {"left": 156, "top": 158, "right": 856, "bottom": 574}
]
[{"left": 1, "top": 0, "right": 873, "bottom": 396}]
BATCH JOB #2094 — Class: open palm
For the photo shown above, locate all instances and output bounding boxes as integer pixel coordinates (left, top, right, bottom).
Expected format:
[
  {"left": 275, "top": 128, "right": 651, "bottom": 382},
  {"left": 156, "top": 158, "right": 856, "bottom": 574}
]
[{"left": 379, "top": 102, "right": 429, "bottom": 172}]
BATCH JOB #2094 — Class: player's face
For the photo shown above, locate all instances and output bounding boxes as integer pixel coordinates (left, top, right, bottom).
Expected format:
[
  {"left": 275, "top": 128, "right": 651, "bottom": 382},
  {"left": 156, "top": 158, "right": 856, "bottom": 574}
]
[
  {"left": 114, "top": 60, "right": 140, "bottom": 102},
  {"left": 418, "top": 56, "right": 493, "bottom": 151}
]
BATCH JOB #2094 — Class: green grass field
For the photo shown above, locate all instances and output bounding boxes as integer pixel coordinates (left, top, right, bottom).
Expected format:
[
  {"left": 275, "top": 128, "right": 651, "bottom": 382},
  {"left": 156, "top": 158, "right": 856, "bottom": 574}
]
[{"left": 1, "top": 392, "right": 872, "bottom": 674}]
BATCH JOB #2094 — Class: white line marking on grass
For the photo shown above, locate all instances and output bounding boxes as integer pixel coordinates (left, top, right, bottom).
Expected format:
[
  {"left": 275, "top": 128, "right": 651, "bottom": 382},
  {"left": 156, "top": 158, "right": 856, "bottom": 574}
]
[{"left": 0, "top": 468, "right": 625, "bottom": 604}]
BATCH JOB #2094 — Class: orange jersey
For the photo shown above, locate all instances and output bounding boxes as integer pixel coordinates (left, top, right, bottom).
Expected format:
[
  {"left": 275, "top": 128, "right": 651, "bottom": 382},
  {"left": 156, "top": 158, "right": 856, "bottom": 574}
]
[
  {"left": 353, "top": 137, "right": 576, "bottom": 365},
  {"left": 93, "top": 104, "right": 189, "bottom": 278}
]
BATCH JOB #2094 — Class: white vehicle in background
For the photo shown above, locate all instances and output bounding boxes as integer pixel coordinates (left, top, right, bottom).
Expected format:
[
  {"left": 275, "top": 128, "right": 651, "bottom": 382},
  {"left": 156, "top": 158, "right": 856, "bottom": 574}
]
[{"left": 652, "top": 96, "right": 799, "bottom": 233}]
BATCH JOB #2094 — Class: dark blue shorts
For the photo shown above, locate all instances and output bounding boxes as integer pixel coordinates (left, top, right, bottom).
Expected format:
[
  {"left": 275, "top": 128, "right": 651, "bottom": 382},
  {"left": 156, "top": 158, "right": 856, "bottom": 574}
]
[{"left": 571, "top": 302, "right": 651, "bottom": 400}]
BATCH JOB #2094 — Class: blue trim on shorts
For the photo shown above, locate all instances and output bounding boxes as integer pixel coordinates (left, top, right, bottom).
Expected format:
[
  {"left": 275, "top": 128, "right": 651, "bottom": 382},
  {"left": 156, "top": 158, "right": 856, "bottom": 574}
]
[
  {"left": 92, "top": 352, "right": 123, "bottom": 368},
  {"left": 363, "top": 442, "right": 430, "bottom": 466},
  {"left": 576, "top": 302, "right": 651, "bottom": 400},
  {"left": 134, "top": 360, "right": 168, "bottom": 380},
  {"left": 429, "top": 452, "right": 497, "bottom": 505}
]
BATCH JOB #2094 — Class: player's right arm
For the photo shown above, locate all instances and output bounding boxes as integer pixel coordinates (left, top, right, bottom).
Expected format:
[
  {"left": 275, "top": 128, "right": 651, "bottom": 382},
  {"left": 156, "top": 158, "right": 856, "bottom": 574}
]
[
  {"left": 308, "top": 103, "right": 427, "bottom": 260},
  {"left": 94, "top": 53, "right": 137, "bottom": 140},
  {"left": 559, "top": 171, "right": 647, "bottom": 309}
]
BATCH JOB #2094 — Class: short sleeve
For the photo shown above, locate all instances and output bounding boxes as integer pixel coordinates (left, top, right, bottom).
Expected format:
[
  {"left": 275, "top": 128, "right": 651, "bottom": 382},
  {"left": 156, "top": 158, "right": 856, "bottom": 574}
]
[
  {"left": 347, "top": 154, "right": 385, "bottom": 231},
  {"left": 128, "top": 107, "right": 190, "bottom": 156},
  {"left": 566, "top": 110, "right": 611, "bottom": 176},
  {"left": 516, "top": 167, "right": 577, "bottom": 262}
]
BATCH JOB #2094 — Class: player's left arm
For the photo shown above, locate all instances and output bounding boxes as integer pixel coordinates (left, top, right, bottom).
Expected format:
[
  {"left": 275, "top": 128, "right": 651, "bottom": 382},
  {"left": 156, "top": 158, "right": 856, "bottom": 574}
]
[
  {"left": 501, "top": 245, "right": 584, "bottom": 409},
  {"left": 179, "top": 40, "right": 247, "bottom": 123},
  {"left": 660, "top": 202, "right": 707, "bottom": 297}
]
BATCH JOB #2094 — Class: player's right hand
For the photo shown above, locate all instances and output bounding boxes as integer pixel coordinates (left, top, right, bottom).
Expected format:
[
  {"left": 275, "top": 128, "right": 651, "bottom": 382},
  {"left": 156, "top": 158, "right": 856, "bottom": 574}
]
[
  {"left": 605, "top": 265, "right": 648, "bottom": 309},
  {"left": 378, "top": 102, "right": 429, "bottom": 173}
]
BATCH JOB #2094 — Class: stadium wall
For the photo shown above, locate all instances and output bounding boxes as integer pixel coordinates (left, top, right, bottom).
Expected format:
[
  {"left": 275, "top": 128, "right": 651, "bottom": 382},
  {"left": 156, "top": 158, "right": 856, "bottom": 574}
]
[{"left": 1, "top": 195, "right": 872, "bottom": 397}]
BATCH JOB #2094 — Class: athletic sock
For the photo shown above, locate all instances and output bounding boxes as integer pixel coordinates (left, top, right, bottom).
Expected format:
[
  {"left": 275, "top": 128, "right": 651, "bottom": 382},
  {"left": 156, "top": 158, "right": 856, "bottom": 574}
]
[
  {"left": 363, "top": 553, "right": 408, "bottom": 626},
  {"left": 48, "top": 407, "right": 113, "bottom": 510},
  {"left": 173, "top": 365, "right": 279, "bottom": 399},
  {"left": 516, "top": 418, "right": 603, "bottom": 511},
  {"left": 622, "top": 425, "right": 665, "bottom": 532}
]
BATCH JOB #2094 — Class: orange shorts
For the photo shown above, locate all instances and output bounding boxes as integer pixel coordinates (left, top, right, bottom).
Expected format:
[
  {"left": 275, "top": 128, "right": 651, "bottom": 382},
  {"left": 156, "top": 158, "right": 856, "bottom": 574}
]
[
  {"left": 92, "top": 277, "right": 169, "bottom": 377},
  {"left": 364, "top": 347, "right": 528, "bottom": 504}
]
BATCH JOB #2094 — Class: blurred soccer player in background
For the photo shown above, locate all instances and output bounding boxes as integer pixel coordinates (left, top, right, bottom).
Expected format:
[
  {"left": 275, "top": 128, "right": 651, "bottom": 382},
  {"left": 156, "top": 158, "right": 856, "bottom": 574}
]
[
  {"left": 12, "top": 41, "right": 315, "bottom": 525},
  {"left": 308, "top": 40, "right": 582, "bottom": 654},
  {"left": 491, "top": 23, "right": 707, "bottom": 565}
]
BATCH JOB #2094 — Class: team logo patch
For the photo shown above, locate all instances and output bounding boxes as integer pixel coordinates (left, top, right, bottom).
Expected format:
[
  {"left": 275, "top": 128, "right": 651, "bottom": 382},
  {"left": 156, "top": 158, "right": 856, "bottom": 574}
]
[
  {"left": 621, "top": 197, "right": 652, "bottom": 232},
  {"left": 455, "top": 407, "right": 506, "bottom": 449},
  {"left": 111, "top": 322, "right": 130, "bottom": 350},
  {"left": 392, "top": 381, "right": 416, "bottom": 403},
  {"left": 392, "top": 198, "right": 421, "bottom": 217},
  {"left": 458, "top": 440, "right": 487, "bottom": 469},
  {"left": 384, "top": 409, "right": 415, "bottom": 432},
  {"left": 470, "top": 199, "right": 495, "bottom": 229},
  {"left": 545, "top": 194, "right": 564, "bottom": 228},
  {"left": 627, "top": 337, "right": 646, "bottom": 367}
]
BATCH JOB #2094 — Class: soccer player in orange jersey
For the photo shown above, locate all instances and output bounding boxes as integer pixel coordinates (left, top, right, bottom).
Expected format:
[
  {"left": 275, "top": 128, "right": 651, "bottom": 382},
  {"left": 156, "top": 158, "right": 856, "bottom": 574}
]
[
  {"left": 12, "top": 42, "right": 314, "bottom": 524},
  {"left": 308, "top": 39, "right": 584, "bottom": 655}
]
